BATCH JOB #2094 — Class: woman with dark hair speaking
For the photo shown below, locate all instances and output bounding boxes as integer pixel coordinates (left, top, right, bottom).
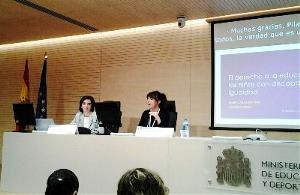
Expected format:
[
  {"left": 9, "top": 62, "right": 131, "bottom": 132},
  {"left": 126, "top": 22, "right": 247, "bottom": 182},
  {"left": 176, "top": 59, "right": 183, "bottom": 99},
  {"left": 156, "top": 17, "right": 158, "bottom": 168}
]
[
  {"left": 138, "top": 91, "right": 169, "bottom": 127},
  {"left": 70, "top": 95, "right": 103, "bottom": 134}
]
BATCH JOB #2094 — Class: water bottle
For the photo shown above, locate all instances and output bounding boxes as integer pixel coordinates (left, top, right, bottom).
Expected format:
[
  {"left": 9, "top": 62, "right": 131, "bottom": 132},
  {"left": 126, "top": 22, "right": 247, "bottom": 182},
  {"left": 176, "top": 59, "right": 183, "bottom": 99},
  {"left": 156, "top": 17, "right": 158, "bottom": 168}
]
[{"left": 180, "top": 118, "right": 189, "bottom": 137}]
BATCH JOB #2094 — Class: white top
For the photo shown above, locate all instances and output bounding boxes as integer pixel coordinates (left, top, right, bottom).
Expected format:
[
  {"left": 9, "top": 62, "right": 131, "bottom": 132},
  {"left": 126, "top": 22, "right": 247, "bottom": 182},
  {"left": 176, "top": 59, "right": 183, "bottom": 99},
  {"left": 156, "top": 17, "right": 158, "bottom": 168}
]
[{"left": 83, "top": 116, "right": 90, "bottom": 128}]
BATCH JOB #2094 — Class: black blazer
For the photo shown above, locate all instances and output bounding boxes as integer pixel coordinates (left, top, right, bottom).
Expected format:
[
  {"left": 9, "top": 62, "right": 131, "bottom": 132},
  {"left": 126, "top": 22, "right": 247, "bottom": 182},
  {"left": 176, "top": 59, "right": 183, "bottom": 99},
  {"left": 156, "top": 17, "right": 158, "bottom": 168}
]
[{"left": 138, "top": 109, "right": 170, "bottom": 127}]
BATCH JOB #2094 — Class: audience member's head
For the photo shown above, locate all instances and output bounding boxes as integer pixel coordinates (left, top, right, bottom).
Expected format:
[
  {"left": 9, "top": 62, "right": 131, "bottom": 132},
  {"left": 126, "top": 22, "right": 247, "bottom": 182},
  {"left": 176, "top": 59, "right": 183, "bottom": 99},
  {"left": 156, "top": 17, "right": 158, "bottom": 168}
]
[
  {"left": 45, "top": 169, "right": 79, "bottom": 195},
  {"left": 117, "top": 168, "right": 169, "bottom": 195}
]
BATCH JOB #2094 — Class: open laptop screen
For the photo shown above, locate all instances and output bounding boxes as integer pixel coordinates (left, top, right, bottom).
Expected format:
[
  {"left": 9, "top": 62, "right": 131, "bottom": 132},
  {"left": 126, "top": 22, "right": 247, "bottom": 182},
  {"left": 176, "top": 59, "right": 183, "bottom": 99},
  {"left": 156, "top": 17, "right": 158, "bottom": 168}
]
[{"left": 35, "top": 118, "right": 55, "bottom": 131}]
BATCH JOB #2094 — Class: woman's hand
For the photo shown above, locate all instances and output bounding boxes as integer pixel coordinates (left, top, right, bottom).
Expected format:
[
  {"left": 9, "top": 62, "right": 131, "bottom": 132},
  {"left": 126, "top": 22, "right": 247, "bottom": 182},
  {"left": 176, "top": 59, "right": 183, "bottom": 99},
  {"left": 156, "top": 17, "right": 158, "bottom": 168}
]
[{"left": 149, "top": 112, "right": 161, "bottom": 125}]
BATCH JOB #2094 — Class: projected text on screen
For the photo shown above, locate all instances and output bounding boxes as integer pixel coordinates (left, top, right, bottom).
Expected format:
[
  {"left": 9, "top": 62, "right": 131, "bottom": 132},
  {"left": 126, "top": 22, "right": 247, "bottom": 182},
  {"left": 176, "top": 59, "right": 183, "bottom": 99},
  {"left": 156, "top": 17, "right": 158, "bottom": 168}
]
[{"left": 212, "top": 13, "right": 300, "bottom": 130}]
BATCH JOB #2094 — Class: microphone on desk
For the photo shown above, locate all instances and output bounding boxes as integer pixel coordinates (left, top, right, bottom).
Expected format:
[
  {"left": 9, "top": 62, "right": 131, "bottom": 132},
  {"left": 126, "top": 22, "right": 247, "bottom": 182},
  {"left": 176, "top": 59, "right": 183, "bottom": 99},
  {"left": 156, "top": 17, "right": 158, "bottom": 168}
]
[{"left": 243, "top": 128, "right": 267, "bottom": 141}]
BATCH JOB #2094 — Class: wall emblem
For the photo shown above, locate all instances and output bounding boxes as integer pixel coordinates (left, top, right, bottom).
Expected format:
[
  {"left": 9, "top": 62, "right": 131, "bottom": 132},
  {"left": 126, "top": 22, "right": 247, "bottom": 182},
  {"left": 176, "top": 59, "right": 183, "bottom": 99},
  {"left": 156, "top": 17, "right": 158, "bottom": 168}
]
[{"left": 216, "top": 146, "right": 251, "bottom": 187}]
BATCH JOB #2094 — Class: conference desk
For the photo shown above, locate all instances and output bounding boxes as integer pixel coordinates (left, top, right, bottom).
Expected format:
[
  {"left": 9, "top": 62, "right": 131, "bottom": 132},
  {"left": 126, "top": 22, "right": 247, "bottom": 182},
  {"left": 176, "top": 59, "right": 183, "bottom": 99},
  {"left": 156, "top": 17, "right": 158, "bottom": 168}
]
[{"left": 1, "top": 132, "right": 299, "bottom": 194}]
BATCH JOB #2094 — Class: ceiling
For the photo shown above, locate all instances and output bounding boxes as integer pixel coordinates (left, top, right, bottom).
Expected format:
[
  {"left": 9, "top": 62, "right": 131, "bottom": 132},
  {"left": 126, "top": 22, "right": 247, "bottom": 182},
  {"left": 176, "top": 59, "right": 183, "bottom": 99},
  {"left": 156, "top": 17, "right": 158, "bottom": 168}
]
[{"left": 0, "top": 0, "right": 299, "bottom": 45}]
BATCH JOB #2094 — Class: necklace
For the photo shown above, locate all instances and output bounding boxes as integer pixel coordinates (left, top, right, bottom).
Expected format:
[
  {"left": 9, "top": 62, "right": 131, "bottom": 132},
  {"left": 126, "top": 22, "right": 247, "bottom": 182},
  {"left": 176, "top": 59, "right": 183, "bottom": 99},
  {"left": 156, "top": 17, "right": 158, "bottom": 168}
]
[{"left": 147, "top": 109, "right": 160, "bottom": 127}]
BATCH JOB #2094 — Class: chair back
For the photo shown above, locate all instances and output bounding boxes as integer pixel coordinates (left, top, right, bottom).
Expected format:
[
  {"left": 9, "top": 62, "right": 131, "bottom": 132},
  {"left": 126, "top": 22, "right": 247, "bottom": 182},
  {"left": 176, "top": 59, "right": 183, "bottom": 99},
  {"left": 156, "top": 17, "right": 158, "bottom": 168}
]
[
  {"left": 164, "top": 100, "right": 177, "bottom": 131},
  {"left": 168, "top": 112, "right": 177, "bottom": 131},
  {"left": 95, "top": 101, "right": 122, "bottom": 134}
]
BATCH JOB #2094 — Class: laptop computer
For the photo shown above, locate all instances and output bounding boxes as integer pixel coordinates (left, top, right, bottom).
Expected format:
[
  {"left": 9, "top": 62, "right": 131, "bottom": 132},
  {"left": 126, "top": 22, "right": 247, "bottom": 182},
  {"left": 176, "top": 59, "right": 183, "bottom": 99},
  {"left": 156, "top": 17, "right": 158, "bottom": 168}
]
[{"left": 35, "top": 118, "right": 55, "bottom": 131}]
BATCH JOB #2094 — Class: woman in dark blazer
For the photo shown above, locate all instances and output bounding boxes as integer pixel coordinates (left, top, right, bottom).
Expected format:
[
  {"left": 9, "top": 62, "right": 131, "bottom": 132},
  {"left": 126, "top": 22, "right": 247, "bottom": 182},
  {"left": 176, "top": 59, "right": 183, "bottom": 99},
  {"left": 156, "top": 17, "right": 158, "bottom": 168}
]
[{"left": 138, "top": 91, "right": 169, "bottom": 127}]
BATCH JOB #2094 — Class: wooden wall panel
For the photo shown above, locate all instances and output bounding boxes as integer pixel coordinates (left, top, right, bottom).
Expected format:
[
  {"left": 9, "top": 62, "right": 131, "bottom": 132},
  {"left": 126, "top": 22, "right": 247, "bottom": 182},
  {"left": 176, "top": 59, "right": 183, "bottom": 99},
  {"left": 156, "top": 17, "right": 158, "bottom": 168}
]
[{"left": 0, "top": 20, "right": 299, "bottom": 161}]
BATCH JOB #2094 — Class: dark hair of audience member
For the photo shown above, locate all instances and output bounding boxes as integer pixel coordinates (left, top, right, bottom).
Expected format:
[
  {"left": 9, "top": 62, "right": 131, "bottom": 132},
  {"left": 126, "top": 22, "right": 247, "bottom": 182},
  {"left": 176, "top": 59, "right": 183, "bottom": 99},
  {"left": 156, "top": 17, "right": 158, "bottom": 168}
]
[
  {"left": 117, "top": 168, "right": 168, "bottom": 195},
  {"left": 45, "top": 169, "right": 79, "bottom": 195}
]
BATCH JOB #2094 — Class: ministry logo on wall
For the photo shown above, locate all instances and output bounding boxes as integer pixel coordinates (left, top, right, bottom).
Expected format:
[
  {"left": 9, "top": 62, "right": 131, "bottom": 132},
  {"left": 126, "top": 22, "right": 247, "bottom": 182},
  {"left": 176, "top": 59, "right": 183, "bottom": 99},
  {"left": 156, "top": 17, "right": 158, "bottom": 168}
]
[{"left": 216, "top": 146, "right": 251, "bottom": 187}]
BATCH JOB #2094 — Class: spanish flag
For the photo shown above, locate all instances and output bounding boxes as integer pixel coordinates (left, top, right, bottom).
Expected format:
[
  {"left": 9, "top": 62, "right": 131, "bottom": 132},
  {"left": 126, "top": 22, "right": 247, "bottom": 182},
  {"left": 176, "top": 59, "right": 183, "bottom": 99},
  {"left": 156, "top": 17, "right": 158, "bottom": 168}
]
[{"left": 20, "top": 59, "right": 30, "bottom": 103}]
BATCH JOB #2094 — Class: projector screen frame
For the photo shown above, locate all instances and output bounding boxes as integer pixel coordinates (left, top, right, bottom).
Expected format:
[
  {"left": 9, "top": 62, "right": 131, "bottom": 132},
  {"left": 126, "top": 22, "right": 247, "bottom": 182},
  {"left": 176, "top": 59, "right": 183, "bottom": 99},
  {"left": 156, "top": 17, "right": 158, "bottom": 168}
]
[{"left": 210, "top": 11, "right": 300, "bottom": 132}]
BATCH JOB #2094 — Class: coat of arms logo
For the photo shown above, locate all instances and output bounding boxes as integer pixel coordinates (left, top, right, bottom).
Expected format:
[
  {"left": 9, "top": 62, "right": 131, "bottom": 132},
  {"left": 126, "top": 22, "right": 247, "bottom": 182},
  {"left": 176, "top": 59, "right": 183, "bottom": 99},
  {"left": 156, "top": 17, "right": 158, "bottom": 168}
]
[{"left": 216, "top": 146, "right": 251, "bottom": 187}]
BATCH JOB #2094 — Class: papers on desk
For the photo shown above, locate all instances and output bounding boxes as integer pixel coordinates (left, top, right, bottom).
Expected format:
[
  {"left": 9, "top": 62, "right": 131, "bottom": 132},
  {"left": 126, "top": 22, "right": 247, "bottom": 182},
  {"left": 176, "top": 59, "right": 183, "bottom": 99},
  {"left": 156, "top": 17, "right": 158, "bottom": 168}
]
[
  {"left": 110, "top": 132, "right": 134, "bottom": 136},
  {"left": 135, "top": 126, "right": 174, "bottom": 138},
  {"left": 47, "top": 125, "right": 77, "bottom": 135},
  {"left": 32, "top": 130, "right": 48, "bottom": 133},
  {"left": 212, "top": 136, "right": 243, "bottom": 140}
]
